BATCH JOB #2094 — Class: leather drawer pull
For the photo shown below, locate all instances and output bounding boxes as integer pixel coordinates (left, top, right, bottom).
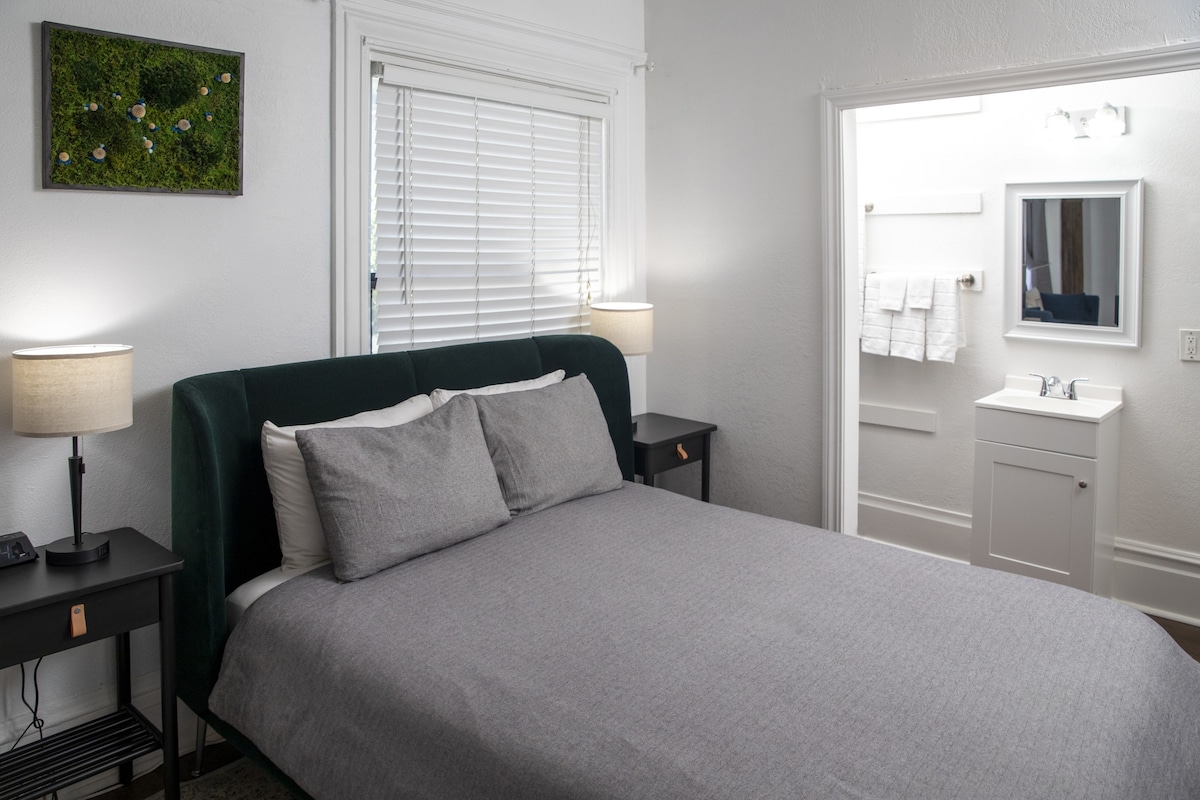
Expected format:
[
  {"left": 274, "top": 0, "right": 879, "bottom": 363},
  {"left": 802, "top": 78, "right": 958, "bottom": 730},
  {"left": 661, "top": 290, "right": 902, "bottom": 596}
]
[
  {"left": 71, "top": 604, "right": 87, "bottom": 638},
  {"left": 676, "top": 443, "right": 689, "bottom": 460}
]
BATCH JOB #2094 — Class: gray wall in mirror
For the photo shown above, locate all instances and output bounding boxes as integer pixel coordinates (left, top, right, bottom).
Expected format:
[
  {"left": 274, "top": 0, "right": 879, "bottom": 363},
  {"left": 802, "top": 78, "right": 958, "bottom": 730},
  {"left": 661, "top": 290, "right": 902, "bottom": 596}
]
[{"left": 1022, "top": 197, "right": 1120, "bottom": 327}]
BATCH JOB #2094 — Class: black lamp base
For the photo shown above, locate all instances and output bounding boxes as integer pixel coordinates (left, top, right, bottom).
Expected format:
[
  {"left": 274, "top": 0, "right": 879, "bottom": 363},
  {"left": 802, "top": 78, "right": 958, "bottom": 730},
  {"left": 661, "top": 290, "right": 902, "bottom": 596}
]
[{"left": 45, "top": 533, "right": 110, "bottom": 566}]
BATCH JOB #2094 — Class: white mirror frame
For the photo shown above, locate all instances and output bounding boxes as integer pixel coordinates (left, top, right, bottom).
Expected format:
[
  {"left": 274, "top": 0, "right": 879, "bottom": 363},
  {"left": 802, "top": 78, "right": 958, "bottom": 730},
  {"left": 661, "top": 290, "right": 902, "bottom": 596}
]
[{"left": 1004, "top": 178, "right": 1143, "bottom": 348}]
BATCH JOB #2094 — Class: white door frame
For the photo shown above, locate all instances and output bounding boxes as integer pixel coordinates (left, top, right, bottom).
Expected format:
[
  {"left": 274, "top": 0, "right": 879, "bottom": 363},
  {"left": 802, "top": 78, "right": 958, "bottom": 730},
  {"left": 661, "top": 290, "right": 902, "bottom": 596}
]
[{"left": 820, "top": 42, "right": 1200, "bottom": 534}]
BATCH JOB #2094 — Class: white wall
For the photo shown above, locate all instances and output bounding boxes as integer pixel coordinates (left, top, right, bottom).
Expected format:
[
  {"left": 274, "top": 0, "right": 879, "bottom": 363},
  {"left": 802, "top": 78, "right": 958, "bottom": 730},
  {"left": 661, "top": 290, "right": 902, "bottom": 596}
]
[
  {"left": 644, "top": 0, "right": 1200, "bottom": 527},
  {"left": 858, "top": 73, "right": 1200, "bottom": 563},
  {"left": 0, "top": 0, "right": 644, "bottom": 780}
]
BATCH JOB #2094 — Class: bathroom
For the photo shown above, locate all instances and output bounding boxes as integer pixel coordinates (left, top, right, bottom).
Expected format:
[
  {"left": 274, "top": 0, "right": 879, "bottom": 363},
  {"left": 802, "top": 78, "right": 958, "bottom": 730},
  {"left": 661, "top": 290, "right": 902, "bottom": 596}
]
[{"left": 850, "top": 68, "right": 1200, "bottom": 622}]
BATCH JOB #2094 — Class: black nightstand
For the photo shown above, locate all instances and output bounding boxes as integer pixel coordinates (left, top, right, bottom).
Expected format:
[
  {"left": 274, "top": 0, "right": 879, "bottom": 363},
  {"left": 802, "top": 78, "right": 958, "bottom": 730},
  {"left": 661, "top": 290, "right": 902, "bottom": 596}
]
[
  {"left": 0, "top": 528, "right": 183, "bottom": 800},
  {"left": 632, "top": 413, "right": 718, "bottom": 502}
]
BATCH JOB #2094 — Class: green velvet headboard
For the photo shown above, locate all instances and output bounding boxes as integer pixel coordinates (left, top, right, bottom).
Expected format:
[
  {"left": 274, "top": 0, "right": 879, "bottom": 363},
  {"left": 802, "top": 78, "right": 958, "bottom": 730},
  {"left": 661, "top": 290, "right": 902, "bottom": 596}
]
[{"left": 171, "top": 335, "right": 633, "bottom": 723}]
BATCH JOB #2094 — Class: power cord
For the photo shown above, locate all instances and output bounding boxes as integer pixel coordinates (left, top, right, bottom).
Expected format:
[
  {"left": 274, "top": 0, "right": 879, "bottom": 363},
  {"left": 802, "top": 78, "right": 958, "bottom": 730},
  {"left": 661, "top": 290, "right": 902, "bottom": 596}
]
[
  {"left": 8, "top": 657, "right": 46, "bottom": 751},
  {"left": 8, "top": 658, "right": 59, "bottom": 800}
]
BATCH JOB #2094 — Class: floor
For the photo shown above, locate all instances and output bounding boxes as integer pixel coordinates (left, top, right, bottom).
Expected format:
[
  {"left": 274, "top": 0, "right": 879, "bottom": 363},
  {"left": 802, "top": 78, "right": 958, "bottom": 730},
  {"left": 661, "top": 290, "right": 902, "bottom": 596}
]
[
  {"left": 91, "top": 616, "right": 1200, "bottom": 800},
  {"left": 90, "top": 741, "right": 242, "bottom": 800},
  {"left": 1151, "top": 615, "right": 1200, "bottom": 662}
]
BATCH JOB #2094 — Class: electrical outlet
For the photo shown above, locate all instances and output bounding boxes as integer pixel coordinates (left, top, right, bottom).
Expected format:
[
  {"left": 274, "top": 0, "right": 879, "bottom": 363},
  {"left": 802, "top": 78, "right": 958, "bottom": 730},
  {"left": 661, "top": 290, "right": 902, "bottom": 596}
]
[{"left": 1180, "top": 329, "right": 1200, "bottom": 361}]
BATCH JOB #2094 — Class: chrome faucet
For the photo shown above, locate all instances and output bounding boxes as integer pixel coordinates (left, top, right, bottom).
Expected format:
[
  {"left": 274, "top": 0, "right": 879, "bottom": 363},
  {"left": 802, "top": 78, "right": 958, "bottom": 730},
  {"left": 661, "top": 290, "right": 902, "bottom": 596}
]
[{"left": 1029, "top": 373, "right": 1087, "bottom": 399}]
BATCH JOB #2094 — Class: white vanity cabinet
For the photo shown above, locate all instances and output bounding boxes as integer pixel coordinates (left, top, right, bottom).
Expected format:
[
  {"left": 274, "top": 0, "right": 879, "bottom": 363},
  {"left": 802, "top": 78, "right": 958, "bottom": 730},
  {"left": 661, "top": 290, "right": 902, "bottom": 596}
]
[{"left": 971, "top": 377, "right": 1122, "bottom": 596}]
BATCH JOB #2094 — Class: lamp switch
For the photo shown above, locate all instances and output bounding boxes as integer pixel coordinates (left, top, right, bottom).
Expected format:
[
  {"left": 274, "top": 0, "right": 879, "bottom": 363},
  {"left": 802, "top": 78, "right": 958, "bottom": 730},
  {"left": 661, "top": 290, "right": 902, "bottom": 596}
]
[
  {"left": 70, "top": 604, "right": 87, "bottom": 638},
  {"left": 1181, "top": 329, "right": 1200, "bottom": 361}
]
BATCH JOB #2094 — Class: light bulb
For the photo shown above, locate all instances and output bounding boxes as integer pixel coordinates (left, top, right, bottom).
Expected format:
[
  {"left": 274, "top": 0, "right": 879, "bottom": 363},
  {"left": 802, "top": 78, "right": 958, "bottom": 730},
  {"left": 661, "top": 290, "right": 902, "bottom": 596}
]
[
  {"left": 1088, "top": 103, "right": 1124, "bottom": 138},
  {"left": 1045, "top": 109, "right": 1073, "bottom": 139}
]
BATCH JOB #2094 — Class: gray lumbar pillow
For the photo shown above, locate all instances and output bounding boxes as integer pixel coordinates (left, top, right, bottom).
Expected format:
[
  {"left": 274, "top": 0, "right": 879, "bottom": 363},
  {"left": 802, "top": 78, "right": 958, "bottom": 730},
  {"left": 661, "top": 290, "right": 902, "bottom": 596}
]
[
  {"left": 471, "top": 374, "right": 623, "bottom": 517},
  {"left": 295, "top": 394, "right": 510, "bottom": 581}
]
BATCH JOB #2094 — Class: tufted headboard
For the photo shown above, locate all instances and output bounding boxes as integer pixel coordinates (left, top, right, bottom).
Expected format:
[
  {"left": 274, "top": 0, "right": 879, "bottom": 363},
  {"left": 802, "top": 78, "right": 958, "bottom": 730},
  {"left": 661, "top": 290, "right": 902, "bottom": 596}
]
[{"left": 171, "top": 335, "right": 633, "bottom": 722}]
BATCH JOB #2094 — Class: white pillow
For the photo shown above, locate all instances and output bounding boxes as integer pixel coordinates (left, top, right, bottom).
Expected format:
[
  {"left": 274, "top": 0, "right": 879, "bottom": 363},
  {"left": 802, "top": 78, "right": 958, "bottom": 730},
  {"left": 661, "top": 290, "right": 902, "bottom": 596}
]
[
  {"left": 429, "top": 369, "right": 565, "bottom": 409},
  {"left": 261, "top": 394, "right": 434, "bottom": 571}
]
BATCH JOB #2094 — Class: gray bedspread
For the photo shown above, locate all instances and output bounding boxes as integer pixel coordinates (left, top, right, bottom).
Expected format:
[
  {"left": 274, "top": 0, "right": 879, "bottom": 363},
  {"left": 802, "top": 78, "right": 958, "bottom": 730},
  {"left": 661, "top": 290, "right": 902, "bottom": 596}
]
[{"left": 209, "top": 483, "right": 1200, "bottom": 799}]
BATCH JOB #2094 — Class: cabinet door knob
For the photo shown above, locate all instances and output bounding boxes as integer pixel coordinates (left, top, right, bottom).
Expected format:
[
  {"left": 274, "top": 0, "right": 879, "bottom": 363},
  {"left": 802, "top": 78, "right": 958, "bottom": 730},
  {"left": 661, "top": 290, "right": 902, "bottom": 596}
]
[{"left": 1078, "top": 480, "right": 1088, "bottom": 489}]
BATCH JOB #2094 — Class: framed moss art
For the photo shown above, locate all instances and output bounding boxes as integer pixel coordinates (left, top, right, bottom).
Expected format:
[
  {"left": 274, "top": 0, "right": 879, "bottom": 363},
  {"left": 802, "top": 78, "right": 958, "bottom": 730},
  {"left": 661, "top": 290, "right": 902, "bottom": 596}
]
[{"left": 42, "top": 22, "right": 244, "bottom": 195}]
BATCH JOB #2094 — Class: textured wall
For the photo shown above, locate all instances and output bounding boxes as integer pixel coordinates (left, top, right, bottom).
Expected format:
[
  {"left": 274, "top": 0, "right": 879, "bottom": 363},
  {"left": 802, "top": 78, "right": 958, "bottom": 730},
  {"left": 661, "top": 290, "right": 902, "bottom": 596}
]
[{"left": 644, "top": 0, "right": 1200, "bottom": 527}]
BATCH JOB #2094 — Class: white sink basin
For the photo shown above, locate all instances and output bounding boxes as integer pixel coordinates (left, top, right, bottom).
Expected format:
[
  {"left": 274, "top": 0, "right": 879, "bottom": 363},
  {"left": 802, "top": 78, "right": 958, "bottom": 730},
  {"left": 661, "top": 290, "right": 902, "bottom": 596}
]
[{"left": 975, "top": 376, "right": 1123, "bottom": 422}]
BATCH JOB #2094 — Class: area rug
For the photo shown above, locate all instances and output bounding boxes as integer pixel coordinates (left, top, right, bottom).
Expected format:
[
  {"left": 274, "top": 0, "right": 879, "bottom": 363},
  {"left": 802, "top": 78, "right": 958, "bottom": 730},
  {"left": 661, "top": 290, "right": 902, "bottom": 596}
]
[{"left": 147, "top": 758, "right": 292, "bottom": 800}]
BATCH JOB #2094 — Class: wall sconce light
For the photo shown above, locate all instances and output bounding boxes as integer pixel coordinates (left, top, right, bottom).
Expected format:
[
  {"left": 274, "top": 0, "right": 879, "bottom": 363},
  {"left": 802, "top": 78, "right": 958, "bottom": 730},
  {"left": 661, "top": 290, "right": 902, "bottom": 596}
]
[{"left": 1045, "top": 103, "right": 1126, "bottom": 139}]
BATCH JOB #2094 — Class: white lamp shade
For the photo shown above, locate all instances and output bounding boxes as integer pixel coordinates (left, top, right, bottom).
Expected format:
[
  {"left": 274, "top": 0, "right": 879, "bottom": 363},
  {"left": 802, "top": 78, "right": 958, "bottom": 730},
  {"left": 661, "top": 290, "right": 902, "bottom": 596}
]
[
  {"left": 590, "top": 302, "right": 653, "bottom": 356},
  {"left": 12, "top": 344, "right": 134, "bottom": 437}
]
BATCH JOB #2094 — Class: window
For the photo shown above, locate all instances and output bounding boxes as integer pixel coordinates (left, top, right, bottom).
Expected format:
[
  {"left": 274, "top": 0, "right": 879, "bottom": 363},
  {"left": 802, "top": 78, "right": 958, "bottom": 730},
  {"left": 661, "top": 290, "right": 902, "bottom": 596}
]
[
  {"left": 333, "top": 2, "right": 644, "bottom": 357},
  {"left": 369, "top": 66, "right": 607, "bottom": 352}
]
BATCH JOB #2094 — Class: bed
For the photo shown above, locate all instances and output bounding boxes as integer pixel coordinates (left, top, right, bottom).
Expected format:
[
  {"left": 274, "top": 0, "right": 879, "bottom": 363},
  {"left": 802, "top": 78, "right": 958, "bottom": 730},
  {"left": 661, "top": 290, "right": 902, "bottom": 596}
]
[{"left": 172, "top": 335, "right": 1200, "bottom": 799}]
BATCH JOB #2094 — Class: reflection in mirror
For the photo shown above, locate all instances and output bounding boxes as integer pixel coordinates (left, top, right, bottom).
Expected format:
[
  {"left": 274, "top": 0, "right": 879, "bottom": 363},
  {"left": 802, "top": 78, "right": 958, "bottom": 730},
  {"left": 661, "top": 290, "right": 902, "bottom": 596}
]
[
  {"left": 1021, "top": 197, "right": 1121, "bottom": 327},
  {"left": 1005, "top": 179, "right": 1142, "bottom": 348}
]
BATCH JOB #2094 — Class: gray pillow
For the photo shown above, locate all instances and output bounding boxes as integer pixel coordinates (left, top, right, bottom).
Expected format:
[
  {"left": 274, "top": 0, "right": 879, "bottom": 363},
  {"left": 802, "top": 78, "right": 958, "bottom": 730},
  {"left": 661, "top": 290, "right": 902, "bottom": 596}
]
[
  {"left": 472, "top": 374, "right": 623, "bottom": 516},
  {"left": 295, "top": 395, "right": 510, "bottom": 581}
]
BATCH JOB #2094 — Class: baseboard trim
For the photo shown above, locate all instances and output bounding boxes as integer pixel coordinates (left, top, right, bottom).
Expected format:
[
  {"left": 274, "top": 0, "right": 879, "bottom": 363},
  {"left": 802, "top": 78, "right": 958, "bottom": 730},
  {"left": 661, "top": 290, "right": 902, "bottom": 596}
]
[
  {"left": 858, "top": 493, "right": 1200, "bottom": 623},
  {"left": 1113, "top": 538, "right": 1200, "bottom": 627},
  {"left": 858, "top": 492, "right": 971, "bottom": 563}
]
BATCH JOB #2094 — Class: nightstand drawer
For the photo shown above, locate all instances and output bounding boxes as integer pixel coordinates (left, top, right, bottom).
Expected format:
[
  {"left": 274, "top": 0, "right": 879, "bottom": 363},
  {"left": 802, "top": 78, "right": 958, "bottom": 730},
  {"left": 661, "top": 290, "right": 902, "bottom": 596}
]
[
  {"left": 0, "top": 579, "right": 159, "bottom": 667},
  {"left": 636, "top": 432, "right": 708, "bottom": 476}
]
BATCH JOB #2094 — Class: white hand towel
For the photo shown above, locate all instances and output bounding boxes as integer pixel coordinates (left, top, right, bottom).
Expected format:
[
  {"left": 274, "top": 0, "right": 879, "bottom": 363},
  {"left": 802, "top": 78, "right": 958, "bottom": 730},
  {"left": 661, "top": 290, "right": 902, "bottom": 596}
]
[
  {"left": 906, "top": 274, "right": 935, "bottom": 310},
  {"left": 957, "top": 286, "right": 967, "bottom": 348},
  {"left": 878, "top": 274, "right": 907, "bottom": 311},
  {"left": 926, "top": 275, "right": 962, "bottom": 363},
  {"left": 890, "top": 305, "right": 926, "bottom": 361},
  {"left": 861, "top": 273, "right": 892, "bottom": 356}
]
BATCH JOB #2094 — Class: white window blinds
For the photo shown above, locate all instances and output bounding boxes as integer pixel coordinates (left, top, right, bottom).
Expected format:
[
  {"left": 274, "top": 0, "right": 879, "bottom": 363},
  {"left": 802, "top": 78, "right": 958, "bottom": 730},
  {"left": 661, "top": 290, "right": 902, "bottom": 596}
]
[{"left": 370, "top": 72, "right": 606, "bottom": 352}]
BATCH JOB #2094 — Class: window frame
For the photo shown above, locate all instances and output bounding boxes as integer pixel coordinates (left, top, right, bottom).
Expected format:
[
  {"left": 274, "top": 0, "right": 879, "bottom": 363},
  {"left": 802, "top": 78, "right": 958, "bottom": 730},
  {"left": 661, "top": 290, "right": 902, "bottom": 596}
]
[{"left": 333, "top": 0, "right": 645, "bottom": 357}]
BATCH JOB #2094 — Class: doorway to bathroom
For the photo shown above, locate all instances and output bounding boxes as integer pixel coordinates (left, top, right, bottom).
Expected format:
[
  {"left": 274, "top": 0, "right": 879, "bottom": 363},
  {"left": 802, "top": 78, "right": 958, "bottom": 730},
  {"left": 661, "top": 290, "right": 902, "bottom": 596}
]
[{"left": 821, "top": 45, "right": 1200, "bottom": 560}]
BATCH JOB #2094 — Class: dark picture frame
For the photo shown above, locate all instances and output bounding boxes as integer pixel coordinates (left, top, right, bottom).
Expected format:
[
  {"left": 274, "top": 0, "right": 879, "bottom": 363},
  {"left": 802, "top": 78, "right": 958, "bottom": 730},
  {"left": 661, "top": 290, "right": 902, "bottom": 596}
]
[{"left": 42, "top": 21, "right": 244, "bottom": 195}]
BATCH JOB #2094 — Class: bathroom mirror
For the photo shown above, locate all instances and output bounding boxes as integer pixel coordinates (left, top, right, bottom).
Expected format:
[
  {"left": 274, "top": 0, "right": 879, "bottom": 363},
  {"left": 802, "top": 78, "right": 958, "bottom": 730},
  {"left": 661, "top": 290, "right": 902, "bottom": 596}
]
[{"left": 1004, "top": 179, "right": 1143, "bottom": 347}]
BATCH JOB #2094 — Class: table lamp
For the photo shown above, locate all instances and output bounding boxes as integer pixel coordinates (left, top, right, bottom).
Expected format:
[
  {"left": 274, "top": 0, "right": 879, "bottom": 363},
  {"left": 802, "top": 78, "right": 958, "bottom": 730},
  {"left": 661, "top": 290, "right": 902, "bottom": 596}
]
[
  {"left": 12, "top": 344, "right": 133, "bottom": 565},
  {"left": 589, "top": 302, "right": 653, "bottom": 356},
  {"left": 590, "top": 302, "right": 652, "bottom": 431}
]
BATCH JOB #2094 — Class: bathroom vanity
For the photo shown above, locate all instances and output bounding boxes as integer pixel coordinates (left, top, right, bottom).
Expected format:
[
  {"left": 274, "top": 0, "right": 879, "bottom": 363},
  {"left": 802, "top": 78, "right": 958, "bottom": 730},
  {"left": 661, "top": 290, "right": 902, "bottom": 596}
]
[{"left": 971, "top": 375, "right": 1122, "bottom": 596}]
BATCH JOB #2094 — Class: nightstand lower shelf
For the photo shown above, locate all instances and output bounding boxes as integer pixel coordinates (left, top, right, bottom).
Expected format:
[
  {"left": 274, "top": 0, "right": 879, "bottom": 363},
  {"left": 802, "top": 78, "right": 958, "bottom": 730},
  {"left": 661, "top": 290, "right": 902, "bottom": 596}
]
[{"left": 0, "top": 705, "right": 161, "bottom": 800}]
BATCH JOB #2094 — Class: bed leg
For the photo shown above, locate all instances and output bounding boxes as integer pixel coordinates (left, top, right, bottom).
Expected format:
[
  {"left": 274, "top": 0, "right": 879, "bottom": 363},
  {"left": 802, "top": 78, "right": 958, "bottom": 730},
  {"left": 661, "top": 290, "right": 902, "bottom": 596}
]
[{"left": 191, "top": 717, "right": 208, "bottom": 778}]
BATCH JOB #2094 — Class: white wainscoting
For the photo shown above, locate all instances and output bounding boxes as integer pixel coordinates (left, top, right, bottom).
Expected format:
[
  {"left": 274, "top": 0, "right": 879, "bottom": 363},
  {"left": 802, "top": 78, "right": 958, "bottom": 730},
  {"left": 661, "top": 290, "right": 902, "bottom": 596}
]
[
  {"left": 859, "top": 492, "right": 1200, "bottom": 625},
  {"left": 1113, "top": 539, "right": 1200, "bottom": 627},
  {"left": 859, "top": 403, "right": 937, "bottom": 433},
  {"left": 864, "top": 192, "right": 982, "bottom": 216},
  {"left": 858, "top": 492, "right": 971, "bottom": 562}
]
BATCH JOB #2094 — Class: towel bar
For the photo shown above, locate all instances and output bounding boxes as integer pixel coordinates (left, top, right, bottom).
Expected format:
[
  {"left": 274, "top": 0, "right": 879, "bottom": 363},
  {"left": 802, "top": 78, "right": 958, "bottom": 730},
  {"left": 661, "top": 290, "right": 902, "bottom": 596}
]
[{"left": 865, "top": 270, "right": 982, "bottom": 292}]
